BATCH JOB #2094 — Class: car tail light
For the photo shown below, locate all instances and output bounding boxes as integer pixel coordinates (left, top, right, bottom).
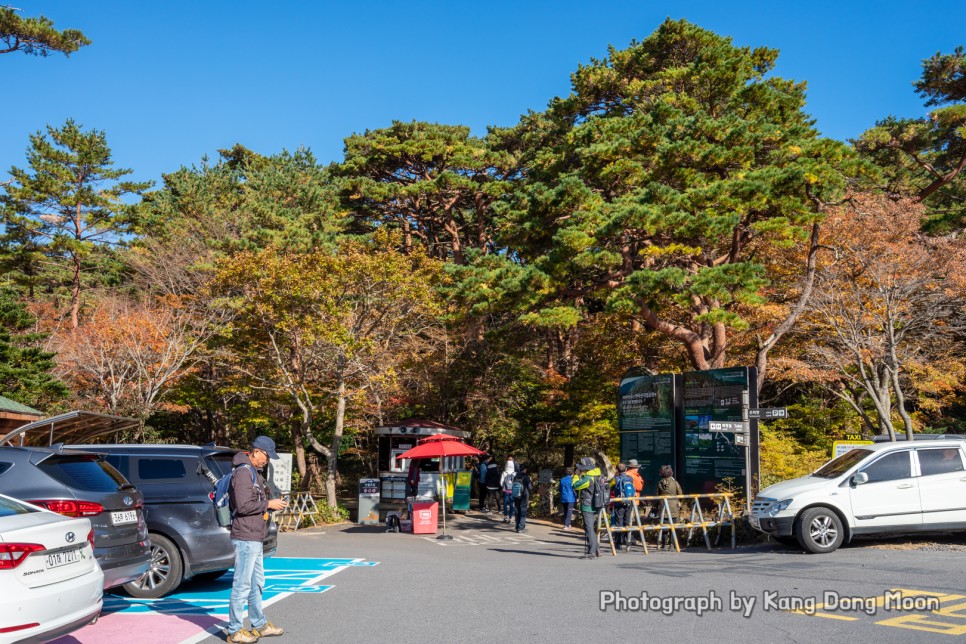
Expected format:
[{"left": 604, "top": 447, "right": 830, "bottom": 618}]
[
  {"left": 0, "top": 543, "right": 44, "bottom": 570},
  {"left": 87, "top": 529, "right": 96, "bottom": 547},
  {"left": 0, "top": 623, "right": 41, "bottom": 633},
  {"left": 28, "top": 500, "right": 104, "bottom": 517}
]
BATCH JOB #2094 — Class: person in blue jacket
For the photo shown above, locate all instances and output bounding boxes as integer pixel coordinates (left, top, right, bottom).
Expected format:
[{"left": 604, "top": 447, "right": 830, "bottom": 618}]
[{"left": 559, "top": 467, "right": 576, "bottom": 530}]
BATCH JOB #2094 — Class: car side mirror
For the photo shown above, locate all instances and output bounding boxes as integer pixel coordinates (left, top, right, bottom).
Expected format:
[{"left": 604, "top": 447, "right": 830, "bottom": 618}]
[{"left": 852, "top": 472, "right": 869, "bottom": 486}]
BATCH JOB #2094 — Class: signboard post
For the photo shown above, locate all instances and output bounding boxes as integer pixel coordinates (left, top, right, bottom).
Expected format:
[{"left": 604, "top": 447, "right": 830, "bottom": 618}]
[
  {"left": 452, "top": 471, "right": 472, "bottom": 511},
  {"left": 357, "top": 478, "right": 380, "bottom": 525}
]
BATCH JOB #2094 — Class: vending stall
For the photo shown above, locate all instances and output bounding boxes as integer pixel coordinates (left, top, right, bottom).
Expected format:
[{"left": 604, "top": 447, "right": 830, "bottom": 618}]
[{"left": 375, "top": 419, "right": 470, "bottom": 503}]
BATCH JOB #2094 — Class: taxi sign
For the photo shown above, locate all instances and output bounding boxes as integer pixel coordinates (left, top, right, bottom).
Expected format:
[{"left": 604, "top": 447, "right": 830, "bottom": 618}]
[{"left": 832, "top": 440, "right": 874, "bottom": 458}]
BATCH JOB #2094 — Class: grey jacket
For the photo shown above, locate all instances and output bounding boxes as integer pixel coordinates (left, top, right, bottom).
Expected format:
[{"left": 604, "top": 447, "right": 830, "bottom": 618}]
[{"left": 229, "top": 451, "right": 271, "bottom": 542}]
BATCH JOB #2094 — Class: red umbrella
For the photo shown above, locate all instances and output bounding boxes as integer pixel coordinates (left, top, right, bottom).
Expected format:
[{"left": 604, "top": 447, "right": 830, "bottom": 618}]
[{"left": 395, "top": 434, "right": 485, "bottom": 539}]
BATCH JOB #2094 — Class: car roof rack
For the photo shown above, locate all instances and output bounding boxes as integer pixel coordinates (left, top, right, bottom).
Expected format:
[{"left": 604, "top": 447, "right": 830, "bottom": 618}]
[{"left": 872, "top": 434, "right": 966, "bottom": 443}]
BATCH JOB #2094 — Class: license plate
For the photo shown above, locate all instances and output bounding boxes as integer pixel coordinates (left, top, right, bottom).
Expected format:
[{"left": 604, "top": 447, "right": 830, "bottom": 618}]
[
  {"left": 749, "top": 515, "right": 760, "bottom": 530},
  {"left": 46, "top": 547, "right": 83, "bottom": 569},
  {"left": 111, "top": 510, "right": 138, "bottom": 525}
]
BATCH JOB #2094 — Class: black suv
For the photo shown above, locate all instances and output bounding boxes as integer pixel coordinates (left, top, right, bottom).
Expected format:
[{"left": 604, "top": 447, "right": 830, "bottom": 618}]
[
  {"left": 67, "top": 444, "right": 279, "bottom": 598},
  {"left": 0, "top": 445, "right": 151, "bottom": 589}
]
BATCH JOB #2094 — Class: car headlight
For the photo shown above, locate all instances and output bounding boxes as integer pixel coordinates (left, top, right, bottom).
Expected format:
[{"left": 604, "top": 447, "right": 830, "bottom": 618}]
[{"left": 768, "top": 499, "right": 792, "bottom": 516}]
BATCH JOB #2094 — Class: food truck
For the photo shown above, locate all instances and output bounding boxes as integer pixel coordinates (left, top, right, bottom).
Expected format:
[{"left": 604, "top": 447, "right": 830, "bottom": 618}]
[{"left": 375, "top": 419, "right": 469, "bottom": 503}]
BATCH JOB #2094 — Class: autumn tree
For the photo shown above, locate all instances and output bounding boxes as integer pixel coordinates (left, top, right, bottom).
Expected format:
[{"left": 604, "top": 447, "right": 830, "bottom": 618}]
[
  {"left": 0, "top": 6, "right": 89, "bottom": 57},
  {"left": 1, "top": 120, "right": 150, "bottom": 329},
  {"left": 793, "top": 194, "right": 966, "bottom": 439},
  {"left": 213, "top": 232, "right": 445, "bottom": 507},
  {"left": 53, "top": 293, "right": 222, "bottom": 434}
]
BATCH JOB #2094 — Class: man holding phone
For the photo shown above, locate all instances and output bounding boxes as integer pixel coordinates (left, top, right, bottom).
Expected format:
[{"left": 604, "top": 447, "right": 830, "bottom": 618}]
[{"left": 227, "top": 436, "right": 289, "bottom": 643}]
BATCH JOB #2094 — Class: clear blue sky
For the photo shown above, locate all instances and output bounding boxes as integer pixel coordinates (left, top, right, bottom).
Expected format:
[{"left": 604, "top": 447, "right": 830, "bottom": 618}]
[{"left": 3, "top": 1, "right": 964, "bottom": 188}]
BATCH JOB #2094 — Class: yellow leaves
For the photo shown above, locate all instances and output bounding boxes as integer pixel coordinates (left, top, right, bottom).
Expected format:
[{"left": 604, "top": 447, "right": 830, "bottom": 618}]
[
  {"left": 803, "top": 172, "right": 819, "bottom": 184},
  {"left": 787, "top": 145, "right": 802, "bottom": 155}
]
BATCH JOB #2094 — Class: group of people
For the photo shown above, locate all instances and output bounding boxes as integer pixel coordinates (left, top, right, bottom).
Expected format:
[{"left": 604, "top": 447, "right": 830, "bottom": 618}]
[
  {"left": 473, "top": 454, "right": 684, "bottom": 559},
  {"left": 474, "top": 455, "right": 533, "bottom": 533}
]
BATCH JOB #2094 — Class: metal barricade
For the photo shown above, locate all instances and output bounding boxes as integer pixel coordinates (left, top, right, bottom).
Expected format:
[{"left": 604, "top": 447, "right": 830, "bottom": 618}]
[
  {"left": 276, "top": 491, "right": 320, "bottom": 532},
  {"left": 596, "top": 492, "right": 736, "bottom": 556}
]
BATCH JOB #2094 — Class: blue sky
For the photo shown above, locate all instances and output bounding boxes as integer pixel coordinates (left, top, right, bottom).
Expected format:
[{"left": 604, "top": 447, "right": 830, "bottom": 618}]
[{"left": 3, "top": 1, "right": 964, "bottom": 188}]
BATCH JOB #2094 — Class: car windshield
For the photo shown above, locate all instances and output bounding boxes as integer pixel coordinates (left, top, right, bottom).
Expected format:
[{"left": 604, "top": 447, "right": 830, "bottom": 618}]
[
  {"left": 39, "top": 455, "right": 128, "bottom": 492},
  {"left": 812, "top": 449, "right": 873, "bottom": 478}
]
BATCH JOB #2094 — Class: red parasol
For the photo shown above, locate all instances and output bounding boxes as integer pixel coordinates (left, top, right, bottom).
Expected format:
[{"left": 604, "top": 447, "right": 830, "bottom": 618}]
[{"left": 395, "top": 434, "right": 485, "bottom": 539}]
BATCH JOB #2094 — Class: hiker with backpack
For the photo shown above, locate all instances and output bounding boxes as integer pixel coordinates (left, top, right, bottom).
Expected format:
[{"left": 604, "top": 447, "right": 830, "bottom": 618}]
[
  {"left": 500, "top": 461, "right": 517, "bottom": 523},
  {"left": 226, "top": 436, "right": 289, "bottom": 644},
  {"left": 511, "top": 464, "right": 533, "bottom": 533},
  {"left": 571, "top": 457, "right": 607, "bottom": 559},
  {"left": 610, "top": 463, "right": 636, "bottom": 551}
]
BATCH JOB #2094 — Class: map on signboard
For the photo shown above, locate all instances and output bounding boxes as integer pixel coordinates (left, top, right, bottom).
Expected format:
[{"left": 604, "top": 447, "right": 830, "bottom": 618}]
[
  {"left": 618, "top": 370, "right": 675, "bottom": 495},
  {"left": 681, "top": 368, "right": 749, "bottom": 496}
]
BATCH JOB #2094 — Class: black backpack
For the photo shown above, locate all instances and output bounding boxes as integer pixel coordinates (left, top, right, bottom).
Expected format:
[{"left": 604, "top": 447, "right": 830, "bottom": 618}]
[{"left": 591, "top": 475, "right": 609, "bottom": 510}]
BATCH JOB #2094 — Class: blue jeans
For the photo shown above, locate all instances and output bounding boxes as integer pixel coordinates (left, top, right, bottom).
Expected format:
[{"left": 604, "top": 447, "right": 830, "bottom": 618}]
[
  {"left": 229, "top": 539, "right": 266, "bottom": 634},
  {"left": 561, "top": 502, "right": 574, "bottom": 528},
  {"left": 502, "top": 492, "right": 516, "bottom": 519}
]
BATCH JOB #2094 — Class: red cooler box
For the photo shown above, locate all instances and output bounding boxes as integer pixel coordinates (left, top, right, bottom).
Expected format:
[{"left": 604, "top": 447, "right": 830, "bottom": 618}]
[{"left": 411, "top": 501, "right": 438, "bottom": 534}]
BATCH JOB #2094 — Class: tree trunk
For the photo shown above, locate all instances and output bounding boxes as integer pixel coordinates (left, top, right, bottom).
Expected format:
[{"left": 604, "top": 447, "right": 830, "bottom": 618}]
[
  {"left": 293, "top": 429, "right": 308, "bottom": 490},
  {"left": 326, "top": 370, "right": 347, "bottom": 509},
  {"left": 70, "top": 252, "right": 81, "bottom": 330}
]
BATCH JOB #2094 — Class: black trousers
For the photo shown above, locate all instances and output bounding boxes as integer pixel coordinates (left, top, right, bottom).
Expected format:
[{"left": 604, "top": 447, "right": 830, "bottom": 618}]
[
  {"left": 581, "top": 510, "right": 599, "bottom": 556},
  {"left": 612, "top": 504, "right": 629, "bottom": 548}
]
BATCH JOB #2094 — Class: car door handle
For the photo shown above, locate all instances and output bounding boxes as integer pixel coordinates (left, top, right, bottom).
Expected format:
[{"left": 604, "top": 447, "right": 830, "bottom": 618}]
[{"left": 896, "top": 484, "right": 914, "bottom": 489}]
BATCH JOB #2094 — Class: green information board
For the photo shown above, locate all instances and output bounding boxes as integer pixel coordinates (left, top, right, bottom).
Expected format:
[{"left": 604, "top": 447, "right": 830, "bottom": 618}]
[
  {"left": 452, "top": 470, "right": 472, "bottom": 511},
  {"left": 618, "top": 370, "right": 676, "bottom": 495},
  {"left": 680, "top": 367, "right": 757, "bottom": 498}
]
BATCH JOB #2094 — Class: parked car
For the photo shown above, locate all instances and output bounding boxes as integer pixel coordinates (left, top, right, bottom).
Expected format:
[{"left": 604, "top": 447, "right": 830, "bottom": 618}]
[
  {"left": 0, "top": 445, "right": 150, "bottom": 589},
  {"left": 0, "top": 492, "right": 103, "bottom": 643},
  {"left": 64, "top": 444, "right": 279, "bottom": 598},
  {"left": 751, "top": 436, "right": 966, "bottom": 553}
]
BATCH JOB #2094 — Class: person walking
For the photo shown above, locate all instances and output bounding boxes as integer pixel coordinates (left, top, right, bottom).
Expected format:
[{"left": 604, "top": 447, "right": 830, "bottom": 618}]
[
  {"left": 572, "top": 457, "right": 602, "bottom": 559},
  {"left": 227, "top": 436, "right": 289, "bottom": 643},
  {"left": 512, "top": 464, "right": 533, "bottom": 533},
  {"left": 500, "top": 461, "right": 517, "bottom": 523},
  {"left": 475, "top": 457, "right": 489, "bottom": 512},
  {"left": 484, "top": 457, "right": 502, "bottom": 514},
  {"left": 559, "top": 467, "right": 576, "bottom": 530}
]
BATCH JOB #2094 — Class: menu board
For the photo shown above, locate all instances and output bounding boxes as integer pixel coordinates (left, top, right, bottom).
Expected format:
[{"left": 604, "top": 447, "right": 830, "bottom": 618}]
[
  {"left": 618, "top": 371, "right": 676, "bottom": 495},
  {"left": 680, "top": 367, "right": 754, "bottom": 497}
]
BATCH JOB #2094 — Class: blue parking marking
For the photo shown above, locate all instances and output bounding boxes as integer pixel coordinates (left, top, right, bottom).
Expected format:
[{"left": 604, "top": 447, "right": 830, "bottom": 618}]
[{"left": 103, "top": 557, "right": 377, "bottom": 616}]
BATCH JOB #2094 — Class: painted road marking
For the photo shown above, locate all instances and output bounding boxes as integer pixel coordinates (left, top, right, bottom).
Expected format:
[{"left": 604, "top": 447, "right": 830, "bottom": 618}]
[
  {"left": 421, "top": 532, "right": 551, "bottom": 546},
  {"left": 791, "top": 588, "right": 966, "bottom": 636},
  {"left": 52, "top": 557, "right": 377, "bottom": 644}
]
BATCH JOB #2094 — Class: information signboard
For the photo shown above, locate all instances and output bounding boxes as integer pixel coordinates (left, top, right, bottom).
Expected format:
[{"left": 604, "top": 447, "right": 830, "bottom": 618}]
[
  {"left": 680, "top": 367, "right": 758, "bottom": 500},
  {"left": 269, "top": 453, "right": 293, "bottom": 494},
  {"left": 618, "top": 370, "right": 676, "bottom": 494},
  {"left": 358, "top": 478, "right": 380, "bottom": 525}
]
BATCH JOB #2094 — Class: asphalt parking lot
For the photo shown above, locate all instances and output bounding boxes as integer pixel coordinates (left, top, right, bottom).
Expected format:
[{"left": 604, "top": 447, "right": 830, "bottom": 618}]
[{"left": 56, "top": 512, "right": 966, "bottom": 643}]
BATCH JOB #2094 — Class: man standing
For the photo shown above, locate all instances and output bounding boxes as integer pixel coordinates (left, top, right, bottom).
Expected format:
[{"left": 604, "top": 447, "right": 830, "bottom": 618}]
[
  {"left": 227, "top": 436, "right": 289, "bottom": 644},
  {"left": 572, "top": 457, "right": 602, "bottom": 559}
]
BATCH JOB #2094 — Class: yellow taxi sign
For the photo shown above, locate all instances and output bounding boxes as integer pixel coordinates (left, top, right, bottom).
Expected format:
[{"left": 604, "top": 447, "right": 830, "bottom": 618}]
[{"left": 832, "top": 440, "right": 874, "bottom": 458}]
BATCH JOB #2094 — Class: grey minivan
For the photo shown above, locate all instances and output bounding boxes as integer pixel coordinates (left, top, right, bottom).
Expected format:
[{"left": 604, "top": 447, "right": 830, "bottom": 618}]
[
  {"left": 0, "top": 445, "right": 151, "bottom": 589},
  {"left": 67, "top": 444, "right": 279, "bottom": 598}
]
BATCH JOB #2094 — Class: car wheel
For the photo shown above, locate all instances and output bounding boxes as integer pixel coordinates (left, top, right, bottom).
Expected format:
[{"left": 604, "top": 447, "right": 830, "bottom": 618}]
[
  {"left": 191, "top": 569, "right": 229, "bottom": 583},
  {"left": 123, "top": 533, "right": 183, "bottom": 598},
  {"left": 795, "top": 507, "right": 844, "bottom": 554}
]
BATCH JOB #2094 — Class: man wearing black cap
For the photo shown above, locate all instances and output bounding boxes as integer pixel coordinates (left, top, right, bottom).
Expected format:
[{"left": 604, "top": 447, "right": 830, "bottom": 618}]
[
  {"left": 227, "top": 436, "right": 289, "bottom": 643},
  {"left": 571, "top": 457, "right": 603, "bottom": 559}
]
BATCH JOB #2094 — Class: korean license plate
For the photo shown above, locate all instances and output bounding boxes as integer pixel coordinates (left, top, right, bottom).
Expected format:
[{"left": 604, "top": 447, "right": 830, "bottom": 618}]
[
  {"left": 748, "top": 515, "right": 760, "bottom": 530},
  {"left": 111, "top": 510, "right": 138, "bottom": 525},
  {"left": 46, "top": 547, "right": 83, "bottom": 569}
]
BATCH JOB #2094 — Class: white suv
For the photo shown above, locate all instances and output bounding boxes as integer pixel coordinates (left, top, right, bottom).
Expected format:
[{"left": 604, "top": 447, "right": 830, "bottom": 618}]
[{"left": 751, "top": 437, "right": 966, "bottom": 553}]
